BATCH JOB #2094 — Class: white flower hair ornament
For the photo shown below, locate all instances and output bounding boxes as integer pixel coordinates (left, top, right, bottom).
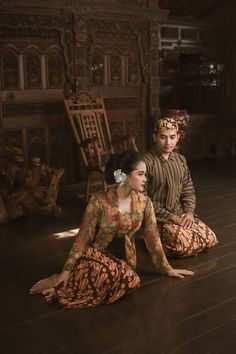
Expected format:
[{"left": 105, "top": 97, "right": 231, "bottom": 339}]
[{"left": 113, "top": 169, "right": 127, "bottom": 184}]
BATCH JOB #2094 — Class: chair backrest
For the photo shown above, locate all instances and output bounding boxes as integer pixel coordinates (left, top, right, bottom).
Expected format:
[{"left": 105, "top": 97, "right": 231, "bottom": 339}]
[{"left": 64, "top": 91, "right": 113, "bottom": 167}]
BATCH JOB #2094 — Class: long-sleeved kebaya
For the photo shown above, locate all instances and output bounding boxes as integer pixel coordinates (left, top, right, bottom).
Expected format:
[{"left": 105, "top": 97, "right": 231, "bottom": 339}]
[{"left": 56, "top": 187, "right": 172, "bottom": 308}]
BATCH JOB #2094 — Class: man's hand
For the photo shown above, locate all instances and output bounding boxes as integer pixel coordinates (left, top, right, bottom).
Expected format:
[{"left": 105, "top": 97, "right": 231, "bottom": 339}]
[
  {"left": 170, "top": 212, "right": 195, "bottom": 229},
  {"left": 180, "top": 211, "right": 195, "bottom": 229},
  {"left": 170, "top": 214, "right": 183, "bottom": 226}
]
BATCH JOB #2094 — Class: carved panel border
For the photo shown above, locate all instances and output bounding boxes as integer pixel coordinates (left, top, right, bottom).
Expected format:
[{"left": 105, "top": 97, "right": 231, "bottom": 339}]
[
  {"left": 0, "top": 13, "right": 75, "bottom": 92},
  {"left": 87, "top": 18, "right": 149, "bottom": 84},
  {"left": 2, "top": 102, "right": 64, "bottom": 117},
  {"left": 104, "top": 97, "right": 140, "bottom": 110}
]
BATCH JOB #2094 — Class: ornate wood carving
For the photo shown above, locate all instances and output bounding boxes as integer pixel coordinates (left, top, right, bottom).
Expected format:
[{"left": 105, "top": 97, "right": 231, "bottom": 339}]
[
  {"left": 0, "top": 145, "right": 64, "bottom": 223},
  {"left": 115, "top": 0, "right": 146, "bottom": 6},
  {"left": 48, "top": 126, "right": 67, "bottom": 169},
  {"left": 73, "top": 15, "right": 90, "bottom": 92},
  {"left": 127, "top": 119, "right": 140, "bottom": 135},
  {"left": 0, "top": 3, "right": 163, "bottom": 185},
  {"left": 27, "top": 128, "right": 46, "bottom": 162},
  {"left": 0, "top": 132, "right": 3, "bottom": 149},
  {"left": 148, "top": 20, "right": 161, "bottom": 128},
  {"left": 2, "top": 48, "right": 20, "bottom": 89},
  {"left": 24, "top": 48, "right": 42, "bottom": 89},
  {"left": 109, "top": 52, "right": 122, "bottom": 86},
  {"left": 91, "top": 50, "right": 105, "bottom": 86},
  {"left": 87, "top": 18, "right": 147, "bottom": 36},
  {"left": 127, "top": 52, "right": 140, "bottom": 85},
  {"left": 46, "top": 48, "right": 64, "bottom": 88},
  {"left": 110, "top": 121, "right": 125, "bottom": 138},
  {"left": 104, "top": 97, "right": 139, "bottom": 110},
  {"left": 87, "top": 18, "right": 148, "bottom": 84},
  {"left": 4, "top": 130, "right": 23, "bottom": 150},
  {"left": 0, "top": 13, "right": 74, "bottom": 92},
  {"left": 3, "top": 102, "right": 64, "bottom": 117}
]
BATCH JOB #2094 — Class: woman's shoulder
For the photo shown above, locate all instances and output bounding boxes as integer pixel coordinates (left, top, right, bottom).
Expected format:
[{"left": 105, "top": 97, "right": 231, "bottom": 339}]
[
  {"left": 89, "top": 186, "right": 116, "bottom": 203},
  {"left": 133, "top": 190, "right": 150, "bottom": 204}
]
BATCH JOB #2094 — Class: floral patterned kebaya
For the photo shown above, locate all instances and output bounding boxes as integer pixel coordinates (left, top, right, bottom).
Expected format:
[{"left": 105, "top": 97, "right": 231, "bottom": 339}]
[
  {"left": 56, "top": 186, "right": 173, "bottom": 308},
  {"left": 63, "top": 187, "right": 172, "bottom": 274}
]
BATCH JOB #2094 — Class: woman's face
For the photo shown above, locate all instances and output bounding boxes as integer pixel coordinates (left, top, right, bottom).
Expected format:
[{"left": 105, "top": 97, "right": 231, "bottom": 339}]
[{"left": 127, "top": 161, "right": 147, "bottom": 192}]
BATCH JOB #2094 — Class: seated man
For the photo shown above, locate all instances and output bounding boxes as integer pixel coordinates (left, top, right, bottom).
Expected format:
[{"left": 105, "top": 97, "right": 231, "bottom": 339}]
[{"left": 143, "top": 117, "right": 218, "bottom": 257}]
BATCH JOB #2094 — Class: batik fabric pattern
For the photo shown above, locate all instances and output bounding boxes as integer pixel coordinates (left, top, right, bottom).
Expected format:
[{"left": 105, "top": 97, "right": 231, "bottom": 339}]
[{"left": 159, "top": 221, "right": 218, "bottom": 257}]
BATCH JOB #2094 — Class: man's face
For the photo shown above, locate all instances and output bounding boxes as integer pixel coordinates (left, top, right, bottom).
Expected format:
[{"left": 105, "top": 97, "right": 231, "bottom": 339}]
[{"left": 153, "top": 127, "right": 179, "bottom": 154}]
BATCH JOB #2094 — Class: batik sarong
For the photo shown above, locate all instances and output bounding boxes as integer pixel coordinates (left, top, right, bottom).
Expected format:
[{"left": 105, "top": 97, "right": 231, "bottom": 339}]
[
  {"left": 159, "top": 220, "right": 218, "bottom": 257},
  {"left": 56, "top": 246, "right": 140, "bottom": 308}
]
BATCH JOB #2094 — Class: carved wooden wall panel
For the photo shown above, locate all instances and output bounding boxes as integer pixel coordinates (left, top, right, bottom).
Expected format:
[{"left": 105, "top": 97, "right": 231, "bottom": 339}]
[
  {"left": 48, "top": 126, "right": 67, "bottom": 169},
  {"left": 27, "top": 127, "right": 46, "bottom": 161},
  {"left": 85, "top": 17, "right": 149, "bottom": 151},
  {"left": 4, "top": 129, "right": 24, "bottom": 150},
  {"left": 0, "top": 1, "right": 167, "bottom": 187},
  {"left": 24, "top": 48, "right": 42, "bottom": 89},
  {"left": 0, "top": 12, "right": 74, "bottom": 183},
  {"left": 91, "top": 50, "right": 105, "bottom": 86},
  {"left": 46, "top": 48, "right": 64, "bottom": 88},
  {"left": 2, "top": 48, "right": 20, "bottom": 89}
]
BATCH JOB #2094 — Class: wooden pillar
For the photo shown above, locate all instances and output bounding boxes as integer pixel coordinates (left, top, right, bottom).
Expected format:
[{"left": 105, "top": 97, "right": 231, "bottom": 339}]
[
  {"left": 73, "top": 15, "right": 90, "bottom": 91},
  {"left": 147, "top": 20, "right": 161, "bottom": 148}
]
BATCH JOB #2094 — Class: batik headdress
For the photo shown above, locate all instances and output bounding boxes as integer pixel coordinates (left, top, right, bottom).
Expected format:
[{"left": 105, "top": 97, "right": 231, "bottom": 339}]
[{"left": 154, "top": 117, "right": 179, "bottom": 133}]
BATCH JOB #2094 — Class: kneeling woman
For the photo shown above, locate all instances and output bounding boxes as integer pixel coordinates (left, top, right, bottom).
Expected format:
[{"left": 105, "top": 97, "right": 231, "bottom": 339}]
[{"left": 30, "top": 151, "right": 193, "bottom": 308}]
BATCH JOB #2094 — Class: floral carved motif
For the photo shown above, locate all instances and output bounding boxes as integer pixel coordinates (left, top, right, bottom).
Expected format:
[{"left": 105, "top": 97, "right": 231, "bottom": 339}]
[
  {"left": 110, "top": 121, "right": 125, "bottom": 138},
  {"left": 24, "top": 49, "right": 42, "bottom": 89},
  {"left": 104, "top": 97, "right": 139, "bottom": 110},
  {"left": 49, "top": 127, "right": 67, "bottom": 168},
  {"left": 109, "top": 54, "right": 122, "bottom": 86},
  {"left": 3, "top": 102, "right": 64, "bottom": 117},
  {"left": 0, "top": 13, "right": 74, "bottom": 93},
  {"left": 27, "top": 128, "right": 46, "bottom": 162},
  {"left": 47, "top": 49, "right": 64, "bottom": 88},
  {"left": 2, "top": 49, "right": 20, "bottom": 89},
  {"left": 127, "top": 52, "right": 140, "bottom": 85},
  {"left": 87, "top": 18, "right": 148, "bottom": 84},
  {"left": 4, "top": 130, "right": 23, "bottom": 150},
  {"left": 87, "top": 18, "right": 147, "bottom": 35},
  {"left": 115, "top": 0, "right": 146, "bottom": 6},
  {"left": 91, "top": 51, "right": 105, "bottom": 86}
]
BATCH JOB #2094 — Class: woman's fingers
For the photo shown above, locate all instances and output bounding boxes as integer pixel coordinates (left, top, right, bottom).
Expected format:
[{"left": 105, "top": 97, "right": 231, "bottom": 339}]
[
  {"left": 174, "top": 269, "right": 194, "bottom": 276},
  {"left": 55, "top": 273, "right": 70, "bottom": 289},
  {"left": 168, "top": 268, "right": 194, "bottom": 278},
  {"left": 172, "top": 272, "right": 184, "bottom": 279},
  {"left": 42, "top": 288, "right": 55, "bottom": 302}
]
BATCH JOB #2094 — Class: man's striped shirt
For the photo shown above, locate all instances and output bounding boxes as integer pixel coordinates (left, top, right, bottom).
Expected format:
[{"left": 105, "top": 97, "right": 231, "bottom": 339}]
[{"left": 144, "top": 150, "right": 196, "bottom": 223}]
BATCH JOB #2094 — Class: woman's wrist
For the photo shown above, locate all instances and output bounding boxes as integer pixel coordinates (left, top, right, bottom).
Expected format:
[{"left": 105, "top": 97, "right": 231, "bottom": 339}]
[{"left": 63, "top": 262, "right": 74, "bottom": 271}]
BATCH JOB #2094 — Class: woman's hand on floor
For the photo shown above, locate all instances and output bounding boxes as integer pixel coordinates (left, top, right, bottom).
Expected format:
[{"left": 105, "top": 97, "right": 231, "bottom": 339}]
[
  {"left": 167, "top": 268, "right": 194, "bottom": 279},
  {"left": 55, "top": 270, "right": 71, "bottom": 289}
]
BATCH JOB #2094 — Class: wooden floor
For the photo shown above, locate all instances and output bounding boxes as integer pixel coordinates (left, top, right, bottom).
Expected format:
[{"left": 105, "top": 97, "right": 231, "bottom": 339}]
[{"left": 0, "top": 158, "right": 236, "bottom": 354}]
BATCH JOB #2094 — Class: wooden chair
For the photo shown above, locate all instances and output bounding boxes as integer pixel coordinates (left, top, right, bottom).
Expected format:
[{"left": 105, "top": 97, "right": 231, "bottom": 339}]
[{"left": 64, "top": 91, "right": 138, "bottom": 200}]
